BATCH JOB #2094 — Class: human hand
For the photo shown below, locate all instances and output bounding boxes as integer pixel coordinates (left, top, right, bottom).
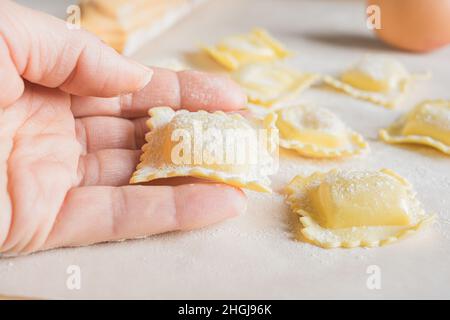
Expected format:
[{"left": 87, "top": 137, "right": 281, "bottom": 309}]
[{"left": 0, "top": 1, "right": 247, "bottom": 255}]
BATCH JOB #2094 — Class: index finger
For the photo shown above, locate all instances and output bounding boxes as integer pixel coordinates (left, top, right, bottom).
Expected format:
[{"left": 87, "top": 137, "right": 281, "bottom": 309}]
[{"left": 71, "top": 68, "right": 247, "bottom": 118}]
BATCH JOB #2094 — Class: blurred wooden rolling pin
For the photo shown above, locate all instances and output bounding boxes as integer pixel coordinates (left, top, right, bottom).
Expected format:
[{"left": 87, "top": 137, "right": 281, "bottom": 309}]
[{"left": 80, "top": 0, "right": 206, "bottom": 55}]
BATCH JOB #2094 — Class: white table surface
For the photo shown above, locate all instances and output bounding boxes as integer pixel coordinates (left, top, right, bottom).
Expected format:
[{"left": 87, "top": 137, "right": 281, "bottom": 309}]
[{"left": 2, "top": 0, "right": 450, "bottom": 299}]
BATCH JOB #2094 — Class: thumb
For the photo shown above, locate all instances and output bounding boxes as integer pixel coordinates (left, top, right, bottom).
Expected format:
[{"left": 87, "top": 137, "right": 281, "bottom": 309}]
[{"left": 0, "top": 1, "right": 152, "bottom": 102}]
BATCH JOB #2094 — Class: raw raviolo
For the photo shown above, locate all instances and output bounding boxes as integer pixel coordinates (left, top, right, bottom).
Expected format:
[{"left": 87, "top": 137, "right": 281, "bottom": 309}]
[
  {"left": 232, "top": 62, "right": 319, "bottom": 107},
  {"left": 203, "top": 28, "right": 290, "bottom": 70},
  {"left": 266, "top": 104, "right": 368, "bottom": 158},
  {"left": 130, "top": 107, "right": 279, "bottom": 192},
  {"left": 323, "top": 55, "right": 426, "bottom": 109},
  {"left": 285, "top": 169, "right": 432, "bottom": 248},
  {"left": 380, "top": 100, "right": 450, "bottom": 155}
]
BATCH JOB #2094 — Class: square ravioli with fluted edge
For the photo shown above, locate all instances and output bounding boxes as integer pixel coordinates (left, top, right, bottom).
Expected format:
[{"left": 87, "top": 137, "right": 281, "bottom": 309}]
[
  {"left": 323, "top": 55, "right": 429, "bottom": 109},
  {"left": 285, "top": 169, "right": 433, "bottom": 248},
  {"left": 266, "top": 104, "right": 369, "bottom": 158},
  {"left": 203, "top": 28, "right": 290, "bottom": 70},
  {"left": 380, "top": 100, "right": 450, "bottom": 155},
  {"left": 130, "top": 107, "right": 279, "bottom": 193},
  {"left": 231, "top": 62, "right": 320, "bottom": 107}
]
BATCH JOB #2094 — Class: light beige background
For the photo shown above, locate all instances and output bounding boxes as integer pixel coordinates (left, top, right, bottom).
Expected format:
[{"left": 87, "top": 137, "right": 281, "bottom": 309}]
[{"left": 1, "top": 0, "right": 450, "bottom": 299}]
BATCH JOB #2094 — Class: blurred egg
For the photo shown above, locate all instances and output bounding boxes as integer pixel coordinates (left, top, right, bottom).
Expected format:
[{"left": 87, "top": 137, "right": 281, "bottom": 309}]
[{"left": 367, "top": 0, "right": 450, "bottom": 52}]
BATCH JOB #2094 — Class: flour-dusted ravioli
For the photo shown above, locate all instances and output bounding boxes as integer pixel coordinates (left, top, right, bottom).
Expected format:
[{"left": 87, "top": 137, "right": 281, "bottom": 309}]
[
  {"left": 203, "top": 28, "right": 290, "bottom": 70},
  {"left": 266, "top": 104, "right": 368, "bottom": 158},
  {"left": 285, "top": 169, "right": 433, "bottom": 248},
  {"left": 380, "top": 100, "right": 450, "bottom": 155},
  {"left": 130, "top": 107, "right": 279, "bottom": 192},
  {"left": 232, "top": 62, "right": 320, "bottom": 107},
  {"left": 323, "top": 55, "right": 428, "bottom": 109}
]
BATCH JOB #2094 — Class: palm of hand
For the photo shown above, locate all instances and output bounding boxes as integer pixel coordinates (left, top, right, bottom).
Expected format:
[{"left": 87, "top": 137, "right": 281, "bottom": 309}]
[{"left": 1, "top": 85, "right": 80, "bottom": 253}]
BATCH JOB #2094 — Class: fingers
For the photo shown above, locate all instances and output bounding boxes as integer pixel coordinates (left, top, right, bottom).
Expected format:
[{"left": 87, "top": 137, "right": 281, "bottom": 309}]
[
  {"left": 76, "top": 150, "right": 224, "bottom": 188},
  {"left": 77, "top": 149, "right": 220, "bottom": 187},
  {"left": 147, "top": 69, "right": 247, "bottom": 112},
  {"left": 71, "top": 68, "right": 247, "bottom": 118},
  {"left": 77, "top": 149, "right": 140, "bottom": 186},
  {"left": 0, "top": 1, "right": 152, "bottom": 97},
  {"left": 58, "top": 41, "right": 152, "bottom": 97},
  {"left": 43, "top": 184, "right": 246, "bottom": 250},
  {"left": 0, "top": 36, "right": 24, "bottom": 108},
  {"left": 75, "top": 117, "right": 148, "bottom": 154}
]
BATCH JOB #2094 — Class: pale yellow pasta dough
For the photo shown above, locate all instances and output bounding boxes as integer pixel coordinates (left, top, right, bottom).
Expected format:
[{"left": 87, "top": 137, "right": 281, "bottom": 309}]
[
  {"left": 130, "top": 107, "right": 279, "bottom": 192},
  {"left": 380, "top": 100, "right": 450, "bottom": 155},
  {"left": 267, "top": 104, "right": 368, "bottom": 158},
  {"left": 285, "top": 169, "right": 433, "bottom": 248},
  {"left": 203, "top": 28, "right": 290, "bottom": 70},
  {"left": 323, "top": 55, "right": 428, "bottom": 109},
  {"left": 232, "top": 62, "right": 319, "bottom": 107}
]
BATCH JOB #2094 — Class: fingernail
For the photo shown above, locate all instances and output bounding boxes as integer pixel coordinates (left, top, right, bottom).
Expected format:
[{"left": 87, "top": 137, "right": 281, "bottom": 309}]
[
  {"left": 136, "top": 66, "right": 153, "bottom": 90},
  {"left": 125, "top": 58, "right": 154, "bottom": 91},
  {"left": 228, "top": 186, "right": 247, "bottom": 216},
  {"left": 236, "top": 190, "right": 248, "bottom": 215}
]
